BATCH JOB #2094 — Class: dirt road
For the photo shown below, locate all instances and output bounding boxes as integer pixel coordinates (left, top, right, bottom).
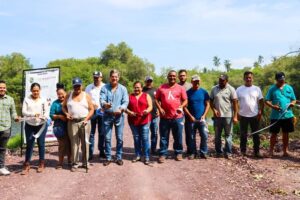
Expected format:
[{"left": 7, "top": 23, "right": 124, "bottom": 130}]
[{"left": 1, "top": 123, "right": 300, "bottom": 200}]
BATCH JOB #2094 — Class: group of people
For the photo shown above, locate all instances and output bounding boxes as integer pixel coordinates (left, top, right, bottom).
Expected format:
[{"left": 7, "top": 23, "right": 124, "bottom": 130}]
[{"left": 0, "top": 69, "right": 297, "bottom": 176}]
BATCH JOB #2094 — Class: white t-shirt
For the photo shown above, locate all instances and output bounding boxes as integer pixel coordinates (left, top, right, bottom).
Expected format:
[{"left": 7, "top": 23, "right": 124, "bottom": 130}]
[
  {"left": 236, "top": 85, "right": 263, "bottom": 117},
  {"left": 85, "top": 82, "right": 105, "bottom": 108}
]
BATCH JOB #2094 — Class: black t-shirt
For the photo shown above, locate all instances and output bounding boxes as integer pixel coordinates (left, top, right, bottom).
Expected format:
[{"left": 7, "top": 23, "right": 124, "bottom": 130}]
[{"left": 142, "top": 87, "right": 158, "bottom": 118}]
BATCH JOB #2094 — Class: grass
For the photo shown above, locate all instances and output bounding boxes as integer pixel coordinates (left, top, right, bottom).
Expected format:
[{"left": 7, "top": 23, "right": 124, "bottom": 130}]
[{"left": 7, "top": 133, "right": 22, "bottom": 150}]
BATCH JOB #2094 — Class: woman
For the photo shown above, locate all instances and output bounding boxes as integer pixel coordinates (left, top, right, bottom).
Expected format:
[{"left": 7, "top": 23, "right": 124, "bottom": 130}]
[
  {"left": 50, "top": 83, "right": 71, "bottom": 169},
  {"left": 62, "top": 77, "right": 94, "bottom": 172},
  {"left": 126, "top": 81, "right": 152, "bottom": 165},
  {"left": 21, "top": 83, "right": 49, "bottom": 175}
]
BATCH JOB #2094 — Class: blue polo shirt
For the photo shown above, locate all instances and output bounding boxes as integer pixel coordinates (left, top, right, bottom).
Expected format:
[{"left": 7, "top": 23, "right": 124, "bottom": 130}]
[
  {"left": 187, "top": 88, "right": 209, "bottom": 120},
  {"left": 265, "top": 84, "right": 296, "bottom": 119}
]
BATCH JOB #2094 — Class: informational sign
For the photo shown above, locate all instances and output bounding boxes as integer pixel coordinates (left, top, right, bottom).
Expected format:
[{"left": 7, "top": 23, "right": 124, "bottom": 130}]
[{"left": 22, "top": 67, "right": 60, "bottom": 143}]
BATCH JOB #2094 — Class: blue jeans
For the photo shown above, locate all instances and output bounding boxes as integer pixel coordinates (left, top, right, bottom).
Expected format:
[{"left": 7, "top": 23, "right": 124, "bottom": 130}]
[
  {"left": 150, "top": 117, "right": 158, "bottom": 152},
  {"left": 213, "top": 117, "right": 233, "bottom": 155},
  {"left": 103, "top": 114, "right": 124, "bottom": 160},
  {"left": 159, "top": 117, "right": 183, "bottom": 156},
  {"left": 186, "top": 120, "right": 208, "bottom": 155},
  {"left": 89, "top": 113, "right": 105, "bottom": 157},
  {"left": 24, "top": 123, "right": 48, "bottom": 162},
  {"left": 129, "top": 123, "right": 150, "bottom": 159}
]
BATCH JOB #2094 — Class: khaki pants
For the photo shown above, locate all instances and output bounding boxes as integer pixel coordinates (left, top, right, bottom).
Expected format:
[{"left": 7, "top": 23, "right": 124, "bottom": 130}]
[{"left": 68, "top": 120, "right": 91, "bottom": 165}]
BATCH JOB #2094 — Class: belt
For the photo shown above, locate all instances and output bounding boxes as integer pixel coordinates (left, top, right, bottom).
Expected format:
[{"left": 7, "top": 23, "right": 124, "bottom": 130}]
[{"left": 72, "top": 117, "right": 86, "bottom": 123}]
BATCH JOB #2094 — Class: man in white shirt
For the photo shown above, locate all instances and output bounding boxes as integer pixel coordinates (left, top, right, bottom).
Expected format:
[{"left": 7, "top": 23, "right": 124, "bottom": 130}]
[
  {"left": 85, "top": 71, "right": 106, "bottom": 160},
  {"left": 236, "top": 71, "right": 264, "bottom": 157}
]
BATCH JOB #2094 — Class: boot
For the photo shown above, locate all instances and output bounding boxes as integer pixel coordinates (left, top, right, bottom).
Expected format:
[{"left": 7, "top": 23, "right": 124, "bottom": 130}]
[
  {"left": 21, "top": 162, "right": 30, "bottom": 175},
  {"left": 37, "top": 160, "right": 45, "bottom": 173}
]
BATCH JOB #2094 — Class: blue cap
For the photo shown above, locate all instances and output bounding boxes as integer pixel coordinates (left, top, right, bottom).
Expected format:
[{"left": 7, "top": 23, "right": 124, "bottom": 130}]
[{"left": 72, "top": 77, "right": 82, "bottom": 86}]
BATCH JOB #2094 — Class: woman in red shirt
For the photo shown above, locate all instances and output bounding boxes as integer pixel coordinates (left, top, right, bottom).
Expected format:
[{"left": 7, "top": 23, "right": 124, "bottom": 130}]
[{"left": 126, "top": 81, "right": 152, "bottom": 165}]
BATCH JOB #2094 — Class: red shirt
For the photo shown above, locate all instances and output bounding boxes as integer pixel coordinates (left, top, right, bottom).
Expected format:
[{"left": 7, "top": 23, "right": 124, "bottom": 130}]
[
  {"left": 128, "top": 93, "right": 152, "bottom": 126},
  {"left": 156, "top": 83, "right": 187, "bottom": 119}
]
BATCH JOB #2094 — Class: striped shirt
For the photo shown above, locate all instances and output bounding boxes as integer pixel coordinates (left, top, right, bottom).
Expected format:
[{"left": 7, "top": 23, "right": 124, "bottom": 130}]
[{"left": 0, "top": 95, "right": 17, "bottom": 131}]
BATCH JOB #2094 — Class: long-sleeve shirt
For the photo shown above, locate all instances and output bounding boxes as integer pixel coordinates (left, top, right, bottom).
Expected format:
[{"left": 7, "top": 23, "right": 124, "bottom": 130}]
[
  {"left": 50, "top": 99, "right": 66, "bottom": 126},
  {"left": 0, "top": 95, "right": 17, "bottom": 131},
  {"left": 22, "top": 95, "right": 49, "bottom": 126},
  {"left": 100, "top": 83, "right": 129, "bottom": 115}
]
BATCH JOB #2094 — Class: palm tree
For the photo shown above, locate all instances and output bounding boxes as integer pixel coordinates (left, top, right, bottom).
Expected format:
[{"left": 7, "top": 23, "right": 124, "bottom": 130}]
[
  {"left": 224, "top": 59, "right": 231, "bottom": 72},
  {"left": 213, "top": 56, "right": 221, "bottom": 71}
]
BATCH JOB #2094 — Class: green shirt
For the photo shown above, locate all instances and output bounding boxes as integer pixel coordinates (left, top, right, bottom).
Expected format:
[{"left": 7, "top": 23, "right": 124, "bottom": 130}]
[
  {"left": 0, "top": 95, "right": 17, "bottom": 131},
  {"left": 265, "top": 84, "right": 296, "bottom": 119}
]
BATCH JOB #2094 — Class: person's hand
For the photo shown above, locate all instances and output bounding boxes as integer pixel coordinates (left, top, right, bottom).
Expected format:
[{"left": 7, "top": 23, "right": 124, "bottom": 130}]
[
  {"left": 82, "top": 120, "right": 88, "bottom": 126},
  {"left": 103, "top": 102, "right": 112, "bottom": 109},
  {"left": 233, "top": 116, "right": 238, "bottom": 124},
  {"left": 257, "top": 110, "right": 262, "bottom": 121},
  {"left": 189, "top": 116, "right": 196, "bottom": 122},
  {"left": 128, "top": 110, "right": 136, "bottom": 117},
  {"left": 35, "top": 113, "right": 40, "bottom": 118},
  {"left": 142, "top": 110, "right": 149, "bottom": 116},
  {"left": 14, "top": 116, "right": 20, "bottom": 122},
  {"left": 65, "top": 113, "right": 73, "bottom": 120},
  {"left": 213, "top": 109, "right": 221, "bottom": 117},
  {"left": 288, "top": 103, "right": 295, "bottom": 108},
  {"left": 159, "top": 108, "right": 166, "bottom": 116},
  {"left": 60, "top": 115, "right": 68, "bottom": 122},
  {"left": 200, "top": 116, "right": 205, "bottom": 122},
  {"left": 114, "top": 109, "right": 122, "bottom": 116},
  {"left": 272, "top": 104, "right": 281, "bottom": 111}
]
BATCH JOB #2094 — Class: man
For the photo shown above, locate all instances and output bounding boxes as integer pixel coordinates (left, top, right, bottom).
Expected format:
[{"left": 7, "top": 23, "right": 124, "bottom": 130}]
[
  {"left": 184, "top": 75, "right": 210, "bottom": 159},
  {"left": 210, "top": 74, "right": 238, "bottom": 158},
  {"left": 63, "top": 78, "right": 94, "bottom": 172},
  {"left": 178, "top": 69, "right": 192, "bottom": 155},
  {"left": 178, "top": 69, "right": 192, "bottom": 90},
  {"left": 0, "top": 80, "right": 19, "bottom": 175},
  {"left": 85, "top": 71, "right": 106, "bottom": 160},
  {"left": 265, "top": 72, "right": 296, "bottom": 157},
  {"left": 100, "top": 69, "right": 129, "bottom": 166},
  {"left": 142, "top": 76, "right": 159, "bottom": 154},
  {"left": 155, "top": 70, "right": 188, "bottom": 163},
  {"left": 236, "top": 71, "right": 264, "bottom": 157}
]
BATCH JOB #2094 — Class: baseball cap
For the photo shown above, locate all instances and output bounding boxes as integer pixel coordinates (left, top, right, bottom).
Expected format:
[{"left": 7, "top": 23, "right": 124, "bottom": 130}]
[
  {"left": 219, "top": 74, "right": 228, "bottom": 81},
  {"left": 145, "top": 76, "right": 153, "bottom": 82},
  {"left": 93, "top": 71, "right": 102, "bottom": 77},
  {"left": 72, "top": 77, "right": 82, "bottom": 86},
  {"left": 191, "top": 75, "right": 200, "bottom": 81},
  {"left": 275, "top": 72, "right": 285, "bottom": 81}
]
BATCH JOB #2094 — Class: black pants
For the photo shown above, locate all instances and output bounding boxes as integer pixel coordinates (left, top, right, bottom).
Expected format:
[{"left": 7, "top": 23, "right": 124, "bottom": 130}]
[
  {"left": 0, "top": 129, "right": 11, "bottom": 168},
  {"left": 239, "top": 116, "right": 260, "bottom": 154}
]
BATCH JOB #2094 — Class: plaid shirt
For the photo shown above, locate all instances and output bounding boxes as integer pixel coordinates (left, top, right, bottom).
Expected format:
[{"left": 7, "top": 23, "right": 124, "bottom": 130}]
[{"left": 0, "top": 95, "right": 17, "bottom": 131}]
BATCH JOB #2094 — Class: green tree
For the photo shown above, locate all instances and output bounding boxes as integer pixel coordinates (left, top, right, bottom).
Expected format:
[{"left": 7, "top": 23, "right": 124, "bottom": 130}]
[
  {"left": 213, "top": 56, "right": 221, "bottom": 70},
  {"left": 224, "top": 59, "right": 231, "bottom": 72}
]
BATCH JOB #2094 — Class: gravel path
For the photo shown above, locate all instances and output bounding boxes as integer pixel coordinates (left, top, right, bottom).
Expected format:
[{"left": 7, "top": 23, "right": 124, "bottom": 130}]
[{"left": 1, "top": 122, "right": 300, "bottom": 200}]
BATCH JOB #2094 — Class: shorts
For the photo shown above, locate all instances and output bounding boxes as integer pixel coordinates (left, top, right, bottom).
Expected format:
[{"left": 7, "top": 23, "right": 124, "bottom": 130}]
[{"left": 269, "top": 117, "right": 294, "bottom": 134}]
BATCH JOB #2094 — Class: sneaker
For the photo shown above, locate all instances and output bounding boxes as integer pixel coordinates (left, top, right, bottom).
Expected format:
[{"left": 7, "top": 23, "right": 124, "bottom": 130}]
[
  {"left": 224, "top": 154, "right": 232, "bottom": 160},
  {"left": 99, "top": 152, "right": 106, "bottom": 159},
  {"left": 158, "top": 156, "right": 166, "bottom": 164},
  {"left": 132, "top": 156, "right": 141, "bottom": 163},
  {"left": 103, "top": 160, "right": 112, "bottom": 166},
  {"left": 188, "top": 154, "right": 195, "bottom": 160},
  {"left": 116, "top": 159, "right": 123, "bottom": 166},
  {"left": 175, "top": 154, "right": 183, "bottom": 161},
  {"left": 200, "top": 153, "right": 207, "bottom": 159},
  {"left": 70, "top": 166, "right": 77, "bottom": 172},
  {"left": 55, "top": 165, "right": 63, "bottom": 170},
  {"left": 144, "top": 159, "right": 150, "bottom": 165},
  {"left": 0, "top": 167, "right": 10, "bottom": 176}
]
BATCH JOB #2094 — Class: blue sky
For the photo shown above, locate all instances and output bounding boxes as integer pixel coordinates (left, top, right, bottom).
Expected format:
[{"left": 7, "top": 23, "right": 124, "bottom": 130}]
[{"left": 1, "top": 0, "right": 300, "bottom": 73}]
